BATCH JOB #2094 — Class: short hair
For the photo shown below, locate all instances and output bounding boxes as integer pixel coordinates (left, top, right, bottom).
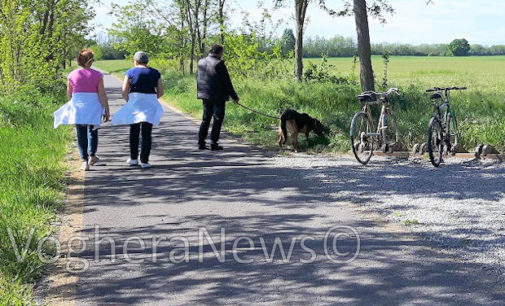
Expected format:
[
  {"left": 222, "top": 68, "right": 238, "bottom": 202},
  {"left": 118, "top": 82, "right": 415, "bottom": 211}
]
[
  {"left": 77, "top": 49, "right": 94, "bottom": 67},
  {"left": 134, "top": 51, "right": 149, "bottom": 64},
  {"left": 209, "top": 44, "right": 224, "bottom": 55}
]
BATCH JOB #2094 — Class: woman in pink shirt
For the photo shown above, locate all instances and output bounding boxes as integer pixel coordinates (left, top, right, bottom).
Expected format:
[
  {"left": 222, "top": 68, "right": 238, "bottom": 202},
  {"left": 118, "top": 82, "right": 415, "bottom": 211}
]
[{"left": 54, "top": 49, "right": 110, "bottom": 170}]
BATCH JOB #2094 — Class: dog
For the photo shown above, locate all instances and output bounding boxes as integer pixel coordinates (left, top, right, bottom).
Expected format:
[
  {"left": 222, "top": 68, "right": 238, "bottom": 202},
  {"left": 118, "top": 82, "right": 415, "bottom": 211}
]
[{"left": 279, "top": 109, "right": 325, "bottom": 152}]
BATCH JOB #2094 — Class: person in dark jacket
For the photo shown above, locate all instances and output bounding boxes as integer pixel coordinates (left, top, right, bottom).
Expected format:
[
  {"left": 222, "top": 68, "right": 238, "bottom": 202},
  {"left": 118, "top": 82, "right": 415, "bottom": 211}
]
[{"left": 197, "top": 44, "right": 239, "bottom": 150}]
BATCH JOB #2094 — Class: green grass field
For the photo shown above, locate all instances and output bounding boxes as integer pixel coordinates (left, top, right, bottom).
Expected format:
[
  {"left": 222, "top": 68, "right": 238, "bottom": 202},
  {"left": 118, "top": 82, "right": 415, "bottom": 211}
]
[
  {"left": 99, "top": 56, "right": 505, "bottom": 91},
  {"left": 0, "top": 90, "right": 72, "bottom": 304},
  {"left": 96, "top": 56, "right": 505, "bottom": 95},
  {"left": 95, "top": 56, "right": 505, "bottom": 153},
  {"left": 95, "top": 59, "right": 131, "bottom": 74},
  {"left": 322, "top": 56, "right": 505, "bottom": 94}
]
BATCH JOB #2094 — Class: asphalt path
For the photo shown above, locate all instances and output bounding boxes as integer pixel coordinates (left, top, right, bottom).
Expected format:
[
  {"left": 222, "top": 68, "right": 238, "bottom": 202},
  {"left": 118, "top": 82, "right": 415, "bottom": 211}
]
[{"left": 64, "top": 72, "right": 505, "bottom": 305}]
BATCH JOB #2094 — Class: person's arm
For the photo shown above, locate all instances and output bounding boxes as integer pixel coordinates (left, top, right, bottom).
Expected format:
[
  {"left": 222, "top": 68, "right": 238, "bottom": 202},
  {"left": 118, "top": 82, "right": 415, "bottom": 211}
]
[
  {"left": 97, "top": 78, "right": 110, "bottom": 122},
  {"left": 156, "top": 77, "right": 164, "bottom": 99},
  {"left": 67, "top": 80, "right": 73, "bottom": 100},
  {"left": 122, "top": 75, "right": 130, "bottom": 102},
  {"left": 218, "top": 62, "right": 239, "bottom": 102}
]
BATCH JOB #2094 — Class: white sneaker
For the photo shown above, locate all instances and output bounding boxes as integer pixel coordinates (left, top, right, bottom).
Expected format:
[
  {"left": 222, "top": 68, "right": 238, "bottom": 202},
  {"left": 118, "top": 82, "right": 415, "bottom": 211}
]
[
  {"left": 80, "top": 161, "right": 90, "bottom": 171},
  {"left": 141, "top": 163, "right": 152, "bottom": 169},
  {"left": 127, "top": 159, "right": 139, "bottom": 166},
  {"left": 88, "top": 156, "right": 100, "bottom": 166}
]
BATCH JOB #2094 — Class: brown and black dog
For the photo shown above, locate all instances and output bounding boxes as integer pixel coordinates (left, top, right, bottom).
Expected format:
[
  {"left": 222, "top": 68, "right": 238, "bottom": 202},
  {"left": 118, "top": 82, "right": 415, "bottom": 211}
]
[{"left": 279, "top": 109, "right": 325, "bottom": 152}]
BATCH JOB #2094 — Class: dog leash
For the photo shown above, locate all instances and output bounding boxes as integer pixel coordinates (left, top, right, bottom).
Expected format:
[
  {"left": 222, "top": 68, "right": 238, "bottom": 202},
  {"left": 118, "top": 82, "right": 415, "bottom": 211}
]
[{"left": 234, "top": 101, "right": 280, "bottom": 120}]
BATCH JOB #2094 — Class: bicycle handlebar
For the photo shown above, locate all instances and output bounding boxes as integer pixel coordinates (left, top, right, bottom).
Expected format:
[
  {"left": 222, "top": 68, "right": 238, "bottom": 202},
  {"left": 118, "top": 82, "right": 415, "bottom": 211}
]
[
  {"left": 426, "top": 87, "right": 467, "bottom": 93},
  {"left": 386, "top": 87, "right": 400, "bottom": 95},
  {"left": 360, "top": 88, "right": 400, "bottom": 97}
]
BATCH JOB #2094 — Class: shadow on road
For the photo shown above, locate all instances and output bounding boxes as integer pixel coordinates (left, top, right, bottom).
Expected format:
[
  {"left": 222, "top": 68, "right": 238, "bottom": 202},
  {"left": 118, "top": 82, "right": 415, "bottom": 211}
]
[{"left": 54, "top": 76, "right": 505, "bottom": 305}]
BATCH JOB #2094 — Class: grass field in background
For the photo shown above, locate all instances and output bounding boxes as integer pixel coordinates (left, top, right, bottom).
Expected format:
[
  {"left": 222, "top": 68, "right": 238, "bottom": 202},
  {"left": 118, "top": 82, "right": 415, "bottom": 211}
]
[
  {"left": 95, "top": 59, "right": 131, "bottom": 74},
  {"left": 323, "top": 56, "right": 505, "bottom": 94},
  {"left": 0, "top": 90, "right": 71, "bottom": 304},
  {"left": 95, "top": 56, "right": 505, "bottom": 152},
  {"left": 100, "top": 56, "right": 505, "bottom": 93}
]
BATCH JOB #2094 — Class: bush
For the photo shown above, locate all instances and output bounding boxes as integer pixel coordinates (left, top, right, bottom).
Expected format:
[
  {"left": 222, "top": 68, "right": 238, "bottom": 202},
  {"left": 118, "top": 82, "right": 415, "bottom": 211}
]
[{"left": 303, "top": 56, "right": 354, "bottom": 85}]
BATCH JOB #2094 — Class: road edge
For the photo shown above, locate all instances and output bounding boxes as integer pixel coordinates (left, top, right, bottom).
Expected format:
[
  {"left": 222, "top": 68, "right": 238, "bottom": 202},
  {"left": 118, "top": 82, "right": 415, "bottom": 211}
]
[{"left": 43, "top": 146, "right": 84, "bottom": 306}]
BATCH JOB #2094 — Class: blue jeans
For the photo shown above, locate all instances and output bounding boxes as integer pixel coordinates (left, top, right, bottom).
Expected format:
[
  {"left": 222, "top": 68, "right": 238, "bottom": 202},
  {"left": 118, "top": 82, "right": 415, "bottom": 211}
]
[{"left": 76, "top": 125, "right": 98, "bottom": 161}]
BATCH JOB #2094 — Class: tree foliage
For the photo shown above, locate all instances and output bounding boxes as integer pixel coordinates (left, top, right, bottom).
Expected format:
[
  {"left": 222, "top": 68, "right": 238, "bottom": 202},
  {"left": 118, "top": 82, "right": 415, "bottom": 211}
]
[
  {"left": 109, "top": 2, "right": 168, "bottom": 58},
  {"left": 448, "top": 38, "right": 471, "bottom": 56},
  {"left": 109, "top": 0, "right": 231, "bottom": 74},
  {"left": 280, "top": 29, "right": 296, "bottom": 57},
  {"left": 0, "top": 0, "right": 94, "bottom": 92},
  {"left": 304, "top": 35, "right": 356, "bottom": 57}
]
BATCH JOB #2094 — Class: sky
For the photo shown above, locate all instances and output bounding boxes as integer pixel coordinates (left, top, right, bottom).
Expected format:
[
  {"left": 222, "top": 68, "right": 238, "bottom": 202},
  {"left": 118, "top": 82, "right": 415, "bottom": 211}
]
[{"left": 92, "top": 0, "right": 505, "bottom": 45}]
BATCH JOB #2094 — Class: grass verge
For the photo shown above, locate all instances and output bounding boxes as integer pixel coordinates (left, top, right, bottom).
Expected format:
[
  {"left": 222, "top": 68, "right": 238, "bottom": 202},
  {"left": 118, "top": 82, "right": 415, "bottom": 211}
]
[
  {"left": 95, "top": 58, "right": 505, "bottom": 153},
  {"left": 0, "top": 89, "right": 72, "bottom": 304}
]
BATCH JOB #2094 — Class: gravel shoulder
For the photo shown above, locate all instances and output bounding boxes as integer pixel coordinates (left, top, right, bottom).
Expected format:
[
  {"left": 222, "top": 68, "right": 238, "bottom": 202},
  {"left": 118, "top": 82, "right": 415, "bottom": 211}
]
[{"left": 272, "top": 153, "right": 505, "bottom": 279}]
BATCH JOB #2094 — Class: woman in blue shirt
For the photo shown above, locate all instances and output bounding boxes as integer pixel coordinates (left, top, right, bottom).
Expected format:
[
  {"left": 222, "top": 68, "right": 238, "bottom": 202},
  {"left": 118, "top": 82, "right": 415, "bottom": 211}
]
[{"left": 112, "top": 51, "right": 164, "bottom": 168}]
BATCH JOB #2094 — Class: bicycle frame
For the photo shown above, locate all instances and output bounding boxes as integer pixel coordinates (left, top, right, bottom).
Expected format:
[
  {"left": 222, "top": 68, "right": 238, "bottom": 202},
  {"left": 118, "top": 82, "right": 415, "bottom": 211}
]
[
  {"left": 426, "top": 86, "right": 466, "bottom": 167},
  {"left": 433, "top": 89, "right": 459, "bottom": 151},
  {"left": 360, "top": 99, "right": 393, "bottom": 146},
  {"left": 350, "top": 88, "right": 400, "bottom": 165}
]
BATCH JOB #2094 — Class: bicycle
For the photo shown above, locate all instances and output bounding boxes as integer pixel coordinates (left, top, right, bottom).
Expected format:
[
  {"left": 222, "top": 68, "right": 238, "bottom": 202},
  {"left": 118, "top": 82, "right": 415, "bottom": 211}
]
[
  {"left": 426, "top": 86, "right": 467, "bottom": 167},
  {"left": 350, "top": 88, "right": 400, "bottom": 165}
]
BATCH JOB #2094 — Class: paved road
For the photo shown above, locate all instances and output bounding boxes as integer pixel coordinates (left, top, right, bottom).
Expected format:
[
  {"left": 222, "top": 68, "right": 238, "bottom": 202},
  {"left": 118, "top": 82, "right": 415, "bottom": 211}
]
[{"left": 66, "top": 72, "right": 505, "bottom": 305}]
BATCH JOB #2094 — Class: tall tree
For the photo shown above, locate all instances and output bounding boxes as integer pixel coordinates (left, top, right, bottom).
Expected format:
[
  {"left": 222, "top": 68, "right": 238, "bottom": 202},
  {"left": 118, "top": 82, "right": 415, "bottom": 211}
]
[
  {"left": 217, "top": 0, "right": 226, "bottom": 44},
  {"left": 281, "top": 28, "right": 296, "bottom": 56},
  {"left": 341, "top": 1, "right": 432, "bottom": 90},
  {"left": 197, "top": 0, "right": 210, "bottom": 56},
  {"left": 274, "top": 0, "right": 309, "bottom": 82},
  {"left": 109, "top": 3, "right": 166, "bottom": 57},
  {"left": 112, "top": 0, "right": 216, "bottom": 75},
  {"left": 185, "top": 0, "right": 198, "bottom": 74},
  {"left": 353, "top": 0, "right": 374, "bottom": 90},
  {"left": 448, "top": 38, "right": 470, "bottom": 56},
  {"left": 275, "top": 0, "right": 339, "bottom": 82},
  {"left": 294, "top": 0, "right": 309, "bottom": 82},
  {"left": 180, "top": 0, "right": 209, "bottom": 74},
  {"left": 143, "top": 0, "right": 190, "bottom": 74}
]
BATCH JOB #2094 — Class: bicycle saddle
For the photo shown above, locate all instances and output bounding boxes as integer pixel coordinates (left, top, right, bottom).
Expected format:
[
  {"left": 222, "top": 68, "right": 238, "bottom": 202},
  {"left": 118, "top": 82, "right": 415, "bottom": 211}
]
[
  {"left": 357, "top": 93, "right": 376, "bottom": 102},
  {"left": 430, "top": 92, "right": 442, "bottom": 100}
]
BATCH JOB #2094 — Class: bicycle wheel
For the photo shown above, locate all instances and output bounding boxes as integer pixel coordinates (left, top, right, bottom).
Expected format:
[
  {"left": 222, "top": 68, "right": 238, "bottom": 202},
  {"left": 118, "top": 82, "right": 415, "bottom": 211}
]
[
  {"left": 350, "top": 112, "right": 374, "bottom": 165},
  {"left": 447, "top": 112, "right": 459, "bottom": 154},
  {"left": 427, "top": 117, "right": 443, "bottom": 167},
  {"left": 381, "top": 110, "right": 399, "bottom": 152}
]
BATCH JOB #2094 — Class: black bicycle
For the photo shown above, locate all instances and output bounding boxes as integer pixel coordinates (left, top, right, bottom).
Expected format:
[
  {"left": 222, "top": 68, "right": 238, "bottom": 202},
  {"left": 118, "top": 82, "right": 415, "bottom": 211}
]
[
  {"left": 350, "top": 88, "right": 400, "bottom": 165},
  {"left": 426, "top": 86, "right": 467, "bottom": 167}
]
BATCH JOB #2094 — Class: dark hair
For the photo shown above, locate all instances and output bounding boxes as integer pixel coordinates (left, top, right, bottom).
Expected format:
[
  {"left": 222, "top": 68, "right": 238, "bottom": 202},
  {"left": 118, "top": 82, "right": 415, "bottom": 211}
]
[
  {"left": 77, "top": 49, "right": 94, "bottom": 67},
  {"left": 209, "top": 44, "right": 224, "bottom": 55}
]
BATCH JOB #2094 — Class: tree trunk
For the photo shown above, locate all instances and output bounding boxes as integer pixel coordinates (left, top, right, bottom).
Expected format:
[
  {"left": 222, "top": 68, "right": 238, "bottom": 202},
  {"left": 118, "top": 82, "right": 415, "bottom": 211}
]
[
  {"left": 218, "top": 0, "right": 225, "bottom": 44},
  {"left": 190, "top": 37, "right": 195, "bottom": 74},
  {"left": 194, "top": 0, "right": 202, "bottom": 58},
  {"left": 178, "top": 3, "right": 186, "bottom": 75},
  {"left": 184, "top": 0, "right": 196, "bottom": 74},
  {"left": 294, "top": 0, "right": 308, "bottom": 82},
  {"left": 200, "top": 0, "right": 208, "bottom": 56},
  {"left": 353, "top": 0, "right": 375, "bottom": 91}
]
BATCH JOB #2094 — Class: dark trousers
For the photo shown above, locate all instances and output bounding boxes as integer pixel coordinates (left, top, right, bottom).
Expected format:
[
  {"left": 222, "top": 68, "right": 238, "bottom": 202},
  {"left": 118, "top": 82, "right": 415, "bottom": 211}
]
[
  {"left": 76, "top": 124, "right": 98, "bottom": 161},
  {"left": 198, "top": 99, "right": 226, "bottom": 145},
  {"left": 130, "top": 122, "right": 153, "bottom": 163}
]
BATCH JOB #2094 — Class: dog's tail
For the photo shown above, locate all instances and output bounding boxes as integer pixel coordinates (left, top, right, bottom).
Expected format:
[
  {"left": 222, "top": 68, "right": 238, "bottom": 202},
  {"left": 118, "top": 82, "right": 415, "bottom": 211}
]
[{"left": 280, "top": 113, "right": 288, "bottom": 144}]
